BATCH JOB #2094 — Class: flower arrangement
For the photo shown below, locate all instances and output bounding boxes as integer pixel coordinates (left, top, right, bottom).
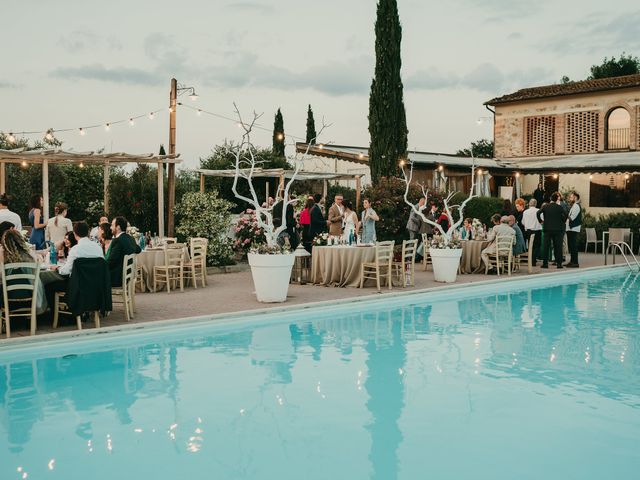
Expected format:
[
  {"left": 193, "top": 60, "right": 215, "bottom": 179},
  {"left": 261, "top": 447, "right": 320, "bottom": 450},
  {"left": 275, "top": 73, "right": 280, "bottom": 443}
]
[
  {"left": 471, "top": 218, "right": 484, "bottom": 240},
  {"left": 127, "top": 226, "right": 142, "bottom": 241},
  {"left": 430, "top": 231, "right": 462, "bottom": 249},
  {"left": 233, "top": 209, "right": 267, "bottom": 256},
  {"left": 313, "top": 233, "right": 329, "bottom": 246},
  {"left": 250, "top": 243, "right": 290, "bottom": 255}
]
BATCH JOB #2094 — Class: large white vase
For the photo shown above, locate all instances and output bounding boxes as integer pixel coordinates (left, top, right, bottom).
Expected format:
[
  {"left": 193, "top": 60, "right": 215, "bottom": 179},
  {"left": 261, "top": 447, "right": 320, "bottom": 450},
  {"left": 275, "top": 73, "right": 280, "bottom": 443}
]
[
  {"left": 247, "top": 253, "right": 295, "bottom": 303},
  {"left": 429, "top": 248, "right": 463, "bottom": 283}
]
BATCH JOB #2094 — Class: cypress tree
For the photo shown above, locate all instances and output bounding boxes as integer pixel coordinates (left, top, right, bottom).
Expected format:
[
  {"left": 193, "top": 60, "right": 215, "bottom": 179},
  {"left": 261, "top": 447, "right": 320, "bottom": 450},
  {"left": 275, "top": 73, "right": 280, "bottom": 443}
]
[
  {"left": 272, "top": 108, "right": 285, "bottom": 157},
  {"left": 306, "top": 104, "right": 317, "bottom": 144},
  {"left": 368, "top": 0, "right": 408, "bottom": 183}
]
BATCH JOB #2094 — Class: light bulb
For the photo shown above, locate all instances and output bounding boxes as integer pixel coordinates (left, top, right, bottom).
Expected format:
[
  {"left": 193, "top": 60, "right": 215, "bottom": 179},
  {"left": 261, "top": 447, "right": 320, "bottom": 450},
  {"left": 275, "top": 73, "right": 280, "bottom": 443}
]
[
  {"left": 79, "top": 162, "right": 84, "bottom": 168},
  {"left": 45, "top": 129, "right": 54, "bottom": 141},
  {"left": 236, "top": 122, "right": 242, "bottom": 128},
  {"left": 318, "top": 144, "right": 324, "bottom": 150},
  {"left": 358, "top": 153, "right": 364, "bottom": 159},
  {"left": 589, "top": 174, "right": 593, "bottom": 180},
  {"left": 399, "top": 160, "right": 406, "bottom": 167},
  {"left": 277, "top": 133, "right": 284, "bottom": 140},
  {"left": 79, "top": 128, "right": 85, "bottom": 136},
  {"left": 625, "top": 174, "right": 630, "bottom": 180},
  {"left": 553, "top": 173, "right": 558, "bottom": 179},
  {"left": 105, "top": 123, "right": 111, "bottom": 131},
  {"left": 129, "top": 118, "right": 134, "bottom": 126},
  {"left": 189, "top": 93, "right": 198, "bottom": 101},
  {"left": 168, "top": 107, "right": 174, "bottom": 113},
  {"left": 7, "top": 133, "right": 15, "bottom": 143},
  {"left": 477, "top": 169, "right": 483, "bottom": 175},
  {"left": 196, "top": 109, "right": 202, "bottom": 116},
  {"left": 438, "top": 165, "right": 444, "bottom": 172},
  {"left": 149, "top": 112, "right": 155, "bottom": 120},
  {"left": 515, "top": 172, "right": 520, "bottom": 178},
  {"left": 21, "top": 160, "right": 27, "bottom": 168}
]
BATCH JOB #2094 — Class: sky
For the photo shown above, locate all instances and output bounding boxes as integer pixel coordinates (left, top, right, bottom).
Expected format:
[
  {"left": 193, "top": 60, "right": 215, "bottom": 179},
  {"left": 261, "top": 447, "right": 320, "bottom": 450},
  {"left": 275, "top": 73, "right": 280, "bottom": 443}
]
[{"left": 1, "top": 0, "right": 639, "bottom": 168}]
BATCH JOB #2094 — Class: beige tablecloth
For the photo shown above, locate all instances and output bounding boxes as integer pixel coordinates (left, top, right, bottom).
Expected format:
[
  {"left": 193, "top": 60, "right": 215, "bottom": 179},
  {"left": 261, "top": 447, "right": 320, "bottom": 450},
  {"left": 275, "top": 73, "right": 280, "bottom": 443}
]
[
  {"left": 459, "top": 240, "right": 491, "bottom": 274},
  {"left": 137, "top": 247, "right": 189, "bottom": 292},
  {"left": 311, "top": 245, "right": 376, "bottom": 287}
]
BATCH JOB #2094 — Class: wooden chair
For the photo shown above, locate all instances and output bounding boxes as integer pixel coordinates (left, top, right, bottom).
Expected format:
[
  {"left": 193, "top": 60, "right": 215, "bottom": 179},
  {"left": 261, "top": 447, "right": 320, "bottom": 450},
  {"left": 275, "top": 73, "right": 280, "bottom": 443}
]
[
  {"left": 134, "top": 264, "right": 145, "bottom": 293},
  {"left": 153, "top": 244, "right": 184, "bottom": 293},
  {"left": 53, "top": 294, "right": 101, "bottom": 330},
  {"left": 1, "top": 262, "right": 41, "bottom": 338},
  {"left": 485, "top": 234, "right": 515, "bottom": 276},
  {"left": 184, "top": 238, "right": 208, "bottom": 288},
  {"left": 514, "top": 233, "right": 535, "bottom": 274},
  {"left": 164, "top": 237, "right": 178, "bottom": 244},
  {"left": 584, "top": 228, "right": 602, "bottom": 253},
  {"left": 112, "top": 253, "right": 136, "bottom": 321},
  {"left": 421, "top": 233, "right": 432, "bottom": 271},
  {"left": 360, "top": 241, "right": 394, "bottom": 292},
  {"left": 392, "top": 239, "right": 418, "bottom": 287}
]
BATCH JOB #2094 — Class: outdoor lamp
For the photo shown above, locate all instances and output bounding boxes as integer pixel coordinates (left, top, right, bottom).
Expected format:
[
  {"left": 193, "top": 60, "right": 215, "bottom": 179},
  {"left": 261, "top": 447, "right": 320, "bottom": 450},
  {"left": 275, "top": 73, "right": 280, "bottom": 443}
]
[{"left": 291, "top": 244, "right": 312, "bottom": 285}]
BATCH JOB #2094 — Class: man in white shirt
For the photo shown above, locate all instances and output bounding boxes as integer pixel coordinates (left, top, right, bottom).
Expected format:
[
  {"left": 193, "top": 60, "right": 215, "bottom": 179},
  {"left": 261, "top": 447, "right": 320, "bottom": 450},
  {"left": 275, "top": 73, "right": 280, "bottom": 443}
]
[
  {"left": 566, "top": 192, "right": 582, "bottom": 268},
  {"left": 522, "top": 198, "right": 542, "bottom": 265},
  {"left": 58, "top": 221, "right": 105, "bottom": 277},
  {"left": 0, "top": 193, "right": 22, "bottom": 231}
]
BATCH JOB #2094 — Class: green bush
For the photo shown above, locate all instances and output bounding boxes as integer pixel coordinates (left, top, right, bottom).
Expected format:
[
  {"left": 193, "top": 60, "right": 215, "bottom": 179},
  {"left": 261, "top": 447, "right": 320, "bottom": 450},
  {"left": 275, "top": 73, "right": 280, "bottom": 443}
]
[
  {"left": 327, "top": 184, "right": 357, "bottom": 208},
  {"left": 580, "top": 211, "right": 640, "bottom": 250},
  {"left": 175, "top": 191, "right": 236, "bottom": 266}
]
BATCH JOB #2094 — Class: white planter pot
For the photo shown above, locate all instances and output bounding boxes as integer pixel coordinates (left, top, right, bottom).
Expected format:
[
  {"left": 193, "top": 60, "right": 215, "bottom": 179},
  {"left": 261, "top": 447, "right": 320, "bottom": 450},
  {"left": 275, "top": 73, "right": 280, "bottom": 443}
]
[
  {"left": 429, "top": 248, "right": 463, "bottom": 283},
  {"left": 248, "top": 253, "right": 295, "bottom": 303}
]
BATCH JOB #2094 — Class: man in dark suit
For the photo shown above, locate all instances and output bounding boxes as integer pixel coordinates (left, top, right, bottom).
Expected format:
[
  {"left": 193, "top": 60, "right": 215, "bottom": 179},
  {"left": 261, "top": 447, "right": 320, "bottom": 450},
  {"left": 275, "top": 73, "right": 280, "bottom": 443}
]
[
  {"left": 536, "top": 192, "right": 567, "bottom": 269},
  {"left": 107, "top": 216, "right": 141, "bottom": 287},
  {"left": 309, "top": 193, "right": 326, "bottom": 238}
]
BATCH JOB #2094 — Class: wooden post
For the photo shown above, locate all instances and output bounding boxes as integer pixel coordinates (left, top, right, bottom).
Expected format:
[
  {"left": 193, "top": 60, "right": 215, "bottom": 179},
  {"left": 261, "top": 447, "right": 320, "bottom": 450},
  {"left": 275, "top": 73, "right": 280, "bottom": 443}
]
[
  {"left": 355, "top": 176, "right": 361, "bottom": 211},
  {"left": 42, "top": 159, "right": 49, "bottom": 221},
  {"left": 103, "top": 160, "right": 110, "bottom": 215},
  {"left": 323, "top": 179, "right": 328, "bottom": 201},
  {"left": 278, "top": 174, "right": 285, "bottom": 199},
  {"left": 157, "top": 162, "right": 165, "bottom": 237},
  {"left": 265, "top": 181, "right": 269, "bottom": 206},
  {"left": 167, "top": 77, "right": 177, "bottom": 236},
  {"left": 0, "top": 163, "right": 5, "bottom": 193},
  {"left": 199, "top": 174, "right": 204, "bottom": 193}
]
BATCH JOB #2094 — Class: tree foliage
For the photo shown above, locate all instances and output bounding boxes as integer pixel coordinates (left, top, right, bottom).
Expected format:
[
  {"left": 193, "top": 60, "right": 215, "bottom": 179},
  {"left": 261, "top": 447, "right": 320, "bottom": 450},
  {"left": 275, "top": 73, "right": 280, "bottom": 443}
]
[
  {"left": 272, "top": 108, "right": 285, "bottom": 156},
  {"left": 456, "top": 139, "right": 494, "bottom": 158},
  {"left": 589, "top": 53, "right": 640, "bottom": 79},
  {"left": 368, "top": 0, "right": 408, "bottom": 183},
  {"left": 305, "top": 104, "right": 317, "bottom": 144}
]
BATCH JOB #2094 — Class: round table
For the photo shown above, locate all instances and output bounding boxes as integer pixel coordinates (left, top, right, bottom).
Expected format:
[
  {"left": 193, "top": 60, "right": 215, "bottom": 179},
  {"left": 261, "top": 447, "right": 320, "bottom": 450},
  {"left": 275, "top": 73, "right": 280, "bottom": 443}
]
[
  {"left": 459, "top": 240, "right": 491, "bottom": 274},
  {"left": 137, "top": 247, "right": 189, "bottom": 292},
  {"left": 311, "top": 245, "right": 376, "bottom": 287}
]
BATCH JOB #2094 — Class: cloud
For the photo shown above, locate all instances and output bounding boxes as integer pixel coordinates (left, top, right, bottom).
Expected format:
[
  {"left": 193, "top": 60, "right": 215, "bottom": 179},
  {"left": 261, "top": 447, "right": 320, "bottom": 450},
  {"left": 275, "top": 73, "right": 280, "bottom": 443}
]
[
  {"left": 50, "top": 64, "right": 161, "bottom": 86},
  {"left": 458, "top": 0, "right": 550, "bottom": 22},
  {"left": 507, "top": 32, "right": 523, "bottom": 40},
  {"left": 405, "top": 63, "right": 554, "bottom": 94},
  {"left": 58, "top": 31, "right": 123, "bottom": 53},
  {"left": 224, "top": 2, "right": 275, "bottom": 14},
  {"left": 0, "top": 80, "right": 18, "bottom": 88},
  {"left": 144, "top": 33, "right": 189, "bottom": 70}
]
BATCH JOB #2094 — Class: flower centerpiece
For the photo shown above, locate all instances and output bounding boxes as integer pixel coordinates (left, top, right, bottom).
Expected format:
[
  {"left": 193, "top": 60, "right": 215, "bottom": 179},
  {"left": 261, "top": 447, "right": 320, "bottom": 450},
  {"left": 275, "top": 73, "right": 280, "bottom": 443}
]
[
  {"left": 229, "top": 103, "right": 329, "bottom": 302},
  {"left": 402, "top": 157, "right": 478, "bottom": 283},
  {"left": 127, "top": 226, "right": 141, "bottom": 242},
  {"left": 313, "top": 232, "right": 329, "bottom": 246},
  {"left": 471, "top": 218, "right": 484, "bottom": 240}
]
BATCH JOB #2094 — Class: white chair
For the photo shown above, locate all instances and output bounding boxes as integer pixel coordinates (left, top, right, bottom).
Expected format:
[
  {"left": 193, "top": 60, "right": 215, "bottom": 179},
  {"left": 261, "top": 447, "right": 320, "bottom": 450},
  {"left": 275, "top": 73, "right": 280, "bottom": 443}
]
[
  {"left": 360, "top": 241, "right": 394, "bottom": 292},
  {"left": 421, "top": 233, "right": 432, "bottom": 271},
  {"left": 1, "top": 262, "right": 41, "bottom": 338},
  {"left": 608, "top": 228, "right": 631, "bottom": 252},
  {"left": 184, "top": 238, "right": 208, "bottom": 288},
  {"left": 392, "top": 239, "right": 418, "bottom": 287},
  {"left": 584, "top": 228, "right": 602, "bottom": 253},
  {"left": 112, "top": 254, "right": 136, "bottom": 321},
  {"left": 486, "top": 234, "right": 515, "bottom": 276},
  {"left": 514, "top": 233, "right": 535, "bottom": 274},
  {"left": 154, "top": 244, "right": 184, "bottom": 293}
]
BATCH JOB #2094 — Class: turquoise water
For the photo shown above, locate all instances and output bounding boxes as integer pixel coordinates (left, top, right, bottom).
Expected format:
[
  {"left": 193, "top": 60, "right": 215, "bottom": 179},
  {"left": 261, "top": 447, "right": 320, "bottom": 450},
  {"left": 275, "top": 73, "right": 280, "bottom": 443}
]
[{"left": 1, "top": 270, "right": 639, "bottom": 479}]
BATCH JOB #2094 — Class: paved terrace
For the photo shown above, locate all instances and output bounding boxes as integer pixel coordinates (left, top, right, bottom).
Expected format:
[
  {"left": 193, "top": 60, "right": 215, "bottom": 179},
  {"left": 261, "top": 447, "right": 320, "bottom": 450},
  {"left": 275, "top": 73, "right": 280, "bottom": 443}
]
[{"left": 1, "top": 252, "right": 628, "bottom": 338}]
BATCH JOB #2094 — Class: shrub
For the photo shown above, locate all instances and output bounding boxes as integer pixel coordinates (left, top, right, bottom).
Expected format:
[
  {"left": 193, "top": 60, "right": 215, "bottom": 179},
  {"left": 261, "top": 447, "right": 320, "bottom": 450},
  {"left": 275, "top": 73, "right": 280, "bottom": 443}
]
[
  {"left": 580, "top": 211, "right": 640, "bottom": 249},
  {"left": 175, "top": 191, "right": 235, "bottom": 266},
  {"left": 327, "top": 184, "right": 357, "bottom": 208},
  {"left": 233, "top": 210, "right": 267, "bottom": 257}
]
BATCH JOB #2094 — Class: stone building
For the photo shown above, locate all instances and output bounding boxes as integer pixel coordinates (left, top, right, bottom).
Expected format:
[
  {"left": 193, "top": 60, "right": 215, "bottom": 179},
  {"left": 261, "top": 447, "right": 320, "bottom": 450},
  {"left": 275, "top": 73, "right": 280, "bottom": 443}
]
[{"left": 485, "top": 74, "right": 640, "bottom": 214}]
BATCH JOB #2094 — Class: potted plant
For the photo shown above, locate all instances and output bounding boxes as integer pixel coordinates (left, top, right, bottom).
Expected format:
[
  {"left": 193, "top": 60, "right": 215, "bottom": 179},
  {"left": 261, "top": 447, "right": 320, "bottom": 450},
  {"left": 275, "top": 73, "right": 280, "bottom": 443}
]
[
  {"left": 230, "top": 104, "right": 328, "bottom": 302},
  {"left": 402, "top": 158, "right": 477, "bottom": 283}
]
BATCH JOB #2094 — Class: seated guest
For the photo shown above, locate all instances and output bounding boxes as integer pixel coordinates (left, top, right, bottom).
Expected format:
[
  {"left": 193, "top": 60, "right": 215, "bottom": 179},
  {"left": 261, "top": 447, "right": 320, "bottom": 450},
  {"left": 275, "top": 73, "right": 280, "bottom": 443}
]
[
  {"left": 0, "top": 220, "right": 15, "bottom": 261},
  {"left": 90, "top": 214, "right": 109, "bottom": 241},
  {"left": 458, "top": 217, "right": 473, "bottom": 240},
  {"left": 0, "top": 193, "right": 22, "bottom": 230},
  {"left": 481, "top": 215, "right": 516, "bottom": 273},
  {"left": 436, "top": 211, "right": 450, "bottom": 235},
  {"left": 57, "top": 222, "right": 104, "bottom": 277},
  {"left": 508, "top": 215, "right": 526, "bottom": 256},
  {"left": 98, "top": 222, "right": 113, "bottom": 255},
  {"left": 62, "top": 231, "right": 78, "bottom": 259},
  {"left": 45, "top": 202, "right": 73, "bottom": 250},
  {"left": 107, "top": 216, "right": 141, "bottom": 287}
]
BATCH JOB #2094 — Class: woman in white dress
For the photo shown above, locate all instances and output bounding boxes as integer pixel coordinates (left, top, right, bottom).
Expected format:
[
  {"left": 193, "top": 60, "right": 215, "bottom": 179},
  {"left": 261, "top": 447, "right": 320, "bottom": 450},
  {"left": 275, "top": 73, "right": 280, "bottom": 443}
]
[
  {"left": 341, "top": 200, "right": 359, "bottom": 243},
  {"left": 45, "top": 202, "right": 73, "bottom": 250}
]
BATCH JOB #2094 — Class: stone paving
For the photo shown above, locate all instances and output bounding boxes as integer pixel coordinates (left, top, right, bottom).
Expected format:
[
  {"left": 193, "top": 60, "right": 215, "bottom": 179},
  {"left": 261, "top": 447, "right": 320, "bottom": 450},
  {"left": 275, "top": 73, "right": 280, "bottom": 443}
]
[{"left": 1, "top": 252, "right": 627, "bottom": 338}]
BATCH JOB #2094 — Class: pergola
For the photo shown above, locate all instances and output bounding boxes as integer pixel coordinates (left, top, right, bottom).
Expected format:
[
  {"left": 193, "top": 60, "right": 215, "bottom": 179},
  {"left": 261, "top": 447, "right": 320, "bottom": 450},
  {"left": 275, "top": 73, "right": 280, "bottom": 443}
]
[
  {"left": 0, "top": 148, "right": 181, "bottom": 234},
  {"left": 194, "top": 168, "right": 365, "bottom": 207}
]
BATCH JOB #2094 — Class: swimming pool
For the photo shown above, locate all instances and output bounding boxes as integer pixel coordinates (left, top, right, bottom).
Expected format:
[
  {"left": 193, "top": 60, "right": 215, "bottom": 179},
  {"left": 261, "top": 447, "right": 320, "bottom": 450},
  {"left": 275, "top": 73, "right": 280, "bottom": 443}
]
[{"left": 0, "top": 268, "right": 639, "bottom": 479}]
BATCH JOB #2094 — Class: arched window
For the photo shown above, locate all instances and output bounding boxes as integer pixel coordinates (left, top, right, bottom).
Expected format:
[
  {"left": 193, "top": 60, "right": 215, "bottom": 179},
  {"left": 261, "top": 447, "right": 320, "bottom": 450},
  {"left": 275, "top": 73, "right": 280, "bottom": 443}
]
[{"left": 606, "top": 107, "right": 631, "bottom": 150}]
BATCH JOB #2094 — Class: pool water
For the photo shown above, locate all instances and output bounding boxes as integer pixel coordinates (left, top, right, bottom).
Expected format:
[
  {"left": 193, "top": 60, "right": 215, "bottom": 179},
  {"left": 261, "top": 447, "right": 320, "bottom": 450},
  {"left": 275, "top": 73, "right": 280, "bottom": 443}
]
[{"left": 1, "top": 270, "right": 639, "bottom": 479}]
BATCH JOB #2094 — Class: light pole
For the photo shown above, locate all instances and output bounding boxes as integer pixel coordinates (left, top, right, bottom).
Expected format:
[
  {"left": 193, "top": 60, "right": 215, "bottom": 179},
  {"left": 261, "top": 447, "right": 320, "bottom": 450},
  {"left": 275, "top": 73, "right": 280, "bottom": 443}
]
[{"left": 166, "top": 78, "right": 198, "bottom": 237}]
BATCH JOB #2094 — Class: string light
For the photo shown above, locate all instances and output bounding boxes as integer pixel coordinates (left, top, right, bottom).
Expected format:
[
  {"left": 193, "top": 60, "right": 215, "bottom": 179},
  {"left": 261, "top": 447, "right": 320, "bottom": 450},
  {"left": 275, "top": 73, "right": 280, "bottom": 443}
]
[
  {"left": 189, "top": 93, "right": 198, "bottom": 101},
  {"left": 168, "top": 107, "right": 174, "bottom": 113},
  {"left": 438, "top": 165, "right": 444, "bottom": 172},
  {"left": 149, "top": 112, "right": 155, "bottom": 120},
  {"left": 79, "top": 127, "right": 85, "bottom": 136},
  {"left": 276, "top": 133, "right": 284, "bottom": 140},
  {"left": 105, "top": 123, "right": 111, "bottom": 131},
  {"left": 129, "top": 118, "right": 134, "bottom": 126},
  {"left": 515, "top": 172, "right": 520, "bottom": 178},
  {"left": 477, "top": 169, "right": 483, "bottom": 175},
  {"left": 625, "top": 173, "right": 630, "bottom": 180},
  {"left": 196, "top": 109, "right": 202, "bottom": 116},
  {"left": 8, "top": 133, "right": 15, "bottom": 143},
  {"left": 21, "top": 160, "right": 27, "bottom": 168},
  {"left": 79, "top": 162, "right": 84, "bottom": 168},
  {"left": 589, "top": 174, "right": 593, "bottom": 180},
  {"left": 45, "top": 129, "right": 54, "bottom": 141},
  {"left": 552, "top": 173, "right": 558, "bottom": 179}
]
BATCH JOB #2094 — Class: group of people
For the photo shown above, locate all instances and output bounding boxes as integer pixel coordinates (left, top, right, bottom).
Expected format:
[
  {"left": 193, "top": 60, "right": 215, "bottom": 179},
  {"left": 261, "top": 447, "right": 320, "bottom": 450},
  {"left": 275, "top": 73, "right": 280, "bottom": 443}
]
[{"left": 0, "top": 191, "right": 142, "bottom": 324}]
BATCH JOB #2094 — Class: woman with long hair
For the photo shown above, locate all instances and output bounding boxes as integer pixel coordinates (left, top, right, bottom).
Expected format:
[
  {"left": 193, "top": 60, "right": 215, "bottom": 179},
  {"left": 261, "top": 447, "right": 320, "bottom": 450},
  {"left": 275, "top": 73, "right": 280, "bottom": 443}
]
[
  {"left": 300, "top": 197, "right": 314, "bottom": 252},
  {"left": 45, "top": 202, "right": 73, "bottom": 251},
  {"left": 61, "top": 231, "right": 77, "bottom": 259},
  {"left": 341, "top": 199, "right": 359, "bottom": 243},
  {"left": 28, "top": 194, "right": 46, "bottom": 250},
  {"left": 360, "top": 198, "right": 379, "bottom": 244},
  {"left": 98, "top": 222, "right": 113, "bottom": 255}
]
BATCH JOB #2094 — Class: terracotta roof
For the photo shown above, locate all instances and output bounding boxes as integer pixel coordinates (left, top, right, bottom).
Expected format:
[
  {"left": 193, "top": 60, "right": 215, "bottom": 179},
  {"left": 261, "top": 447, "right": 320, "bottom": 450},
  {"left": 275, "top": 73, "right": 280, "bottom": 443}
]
[{"left": 485, "top": 74, "right": 640, "bottom": 105}]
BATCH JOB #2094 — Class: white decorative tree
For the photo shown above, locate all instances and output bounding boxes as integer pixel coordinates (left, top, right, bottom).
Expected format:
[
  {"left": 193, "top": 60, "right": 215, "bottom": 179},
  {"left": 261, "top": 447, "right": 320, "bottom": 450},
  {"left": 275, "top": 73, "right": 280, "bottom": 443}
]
[
  {"left": 229, "top": 103, "right": 329, "bottom": 250},
  {"left": 402, "top": 156, "right": 477, "bottom": 246}
]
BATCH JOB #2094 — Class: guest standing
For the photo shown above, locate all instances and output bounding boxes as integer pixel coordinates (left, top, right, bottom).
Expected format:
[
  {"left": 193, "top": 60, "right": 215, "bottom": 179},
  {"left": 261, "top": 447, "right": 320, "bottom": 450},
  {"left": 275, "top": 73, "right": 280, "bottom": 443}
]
[
  {"left": 341, "top": 200, "right": 358, "bottom": 242},
  {"left": 309, "top": 194, "right": 326, "bottom": 239},
  {"left": 327, "top": 195, "right": 345, "bottom": 237},
  {"left": 360, "top": 198, "right": 379, "bottom": 244},
  {"left": 536, "top": 192, "right": 567, "bottom": 269},
  {"left": 28, "top": 195, "right": 46, "bottom": 250},
  {"left": 45, "top": 202, "right": 73, "bottom": 250},
  {"left": 406, "top": 197, "right": 425, "bottom": 240},
  {"left": 107, "top": 216, "right": 141, "bottom": 287},
  {"left": 437, "top": 211, "right": 450, "bottom": 235},
  {"left": 421, "top": 203, "right": 438, "bottom": 239},
  {"left": 565, "top": 192, "right": 582, "bottom": 268},
  {"left": 300, "top": 197, "right": 314, "bottom": 252},
  {"left": 533, "top": 183, "right": 545, "bottom": 206},
  {"left": 0, "top": 193, "right": 22, "bottom": 230},
  {"left": 500, "top": 199, "right": 514, "bottom": 217},
  {"left": 514, "top": 198, "right": 526, "bottom": 232},
  {"left": 522, "top": 198, "right": 542, "bottom": 265}
]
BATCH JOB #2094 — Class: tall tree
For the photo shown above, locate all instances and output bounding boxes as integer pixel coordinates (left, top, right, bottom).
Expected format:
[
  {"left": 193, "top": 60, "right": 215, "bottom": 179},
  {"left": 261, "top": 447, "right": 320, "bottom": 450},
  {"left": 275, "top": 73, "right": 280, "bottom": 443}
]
[
  {"left": 368, "top": 0, "right": 408, "bottom": 183},
  {"left": 589, "top": 53, "right": 639, "bottom": 79},
  {"left": 306, "top": 105, "right": 317, "bottom": 144},
  {"left": 272, "top": 108, "right": 285, "bottom": 157},
  {"left": 456, "top": 139, "right": 494, "bottom": 158}
]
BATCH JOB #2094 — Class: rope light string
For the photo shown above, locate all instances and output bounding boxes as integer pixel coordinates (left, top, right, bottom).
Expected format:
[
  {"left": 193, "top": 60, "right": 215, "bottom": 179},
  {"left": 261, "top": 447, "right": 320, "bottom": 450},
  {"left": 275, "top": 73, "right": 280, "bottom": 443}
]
[{"left": 1, "top": 102, "right": 318, "bottom": 146}]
